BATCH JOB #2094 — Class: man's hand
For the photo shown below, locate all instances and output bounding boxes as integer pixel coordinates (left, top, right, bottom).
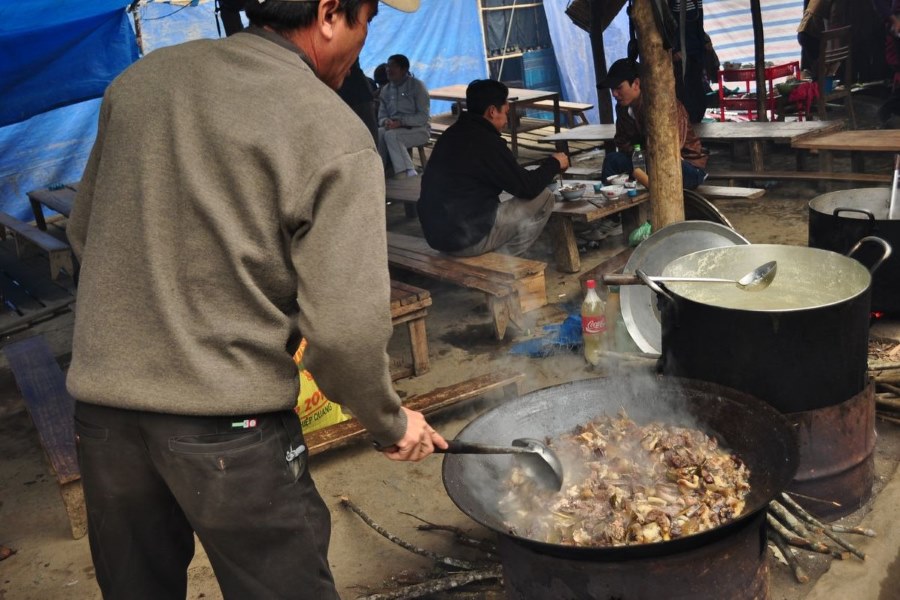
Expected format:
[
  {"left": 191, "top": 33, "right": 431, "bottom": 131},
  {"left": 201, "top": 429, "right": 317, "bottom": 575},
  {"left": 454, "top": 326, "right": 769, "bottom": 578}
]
[
  {"left": 382, "top": 407, "right": 448, "bottom": 462},
  {"left": 385, "top": 118, "right": 402, "bottom": 130},
  {"left": 552, "top": 152, "right": 570, "bottom": 171}
]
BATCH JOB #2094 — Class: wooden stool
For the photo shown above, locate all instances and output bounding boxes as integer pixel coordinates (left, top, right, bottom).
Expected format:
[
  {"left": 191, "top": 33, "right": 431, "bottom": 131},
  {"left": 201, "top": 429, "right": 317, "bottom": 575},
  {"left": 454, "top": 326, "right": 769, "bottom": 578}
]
[{"left": 390, "top": 280, "right": 431, "bottom": 380}]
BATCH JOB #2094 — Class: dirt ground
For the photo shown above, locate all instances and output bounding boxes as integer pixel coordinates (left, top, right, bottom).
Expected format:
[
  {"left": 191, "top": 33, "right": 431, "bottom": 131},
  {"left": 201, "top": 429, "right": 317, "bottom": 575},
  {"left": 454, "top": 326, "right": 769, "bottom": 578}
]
[{"left": 1, "top": 94, "right": 898, "bottom": 599}]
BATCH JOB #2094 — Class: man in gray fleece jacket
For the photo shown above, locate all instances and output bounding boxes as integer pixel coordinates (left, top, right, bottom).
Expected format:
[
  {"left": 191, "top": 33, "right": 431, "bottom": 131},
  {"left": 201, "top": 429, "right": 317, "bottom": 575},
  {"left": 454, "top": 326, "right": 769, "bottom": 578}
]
[{"left": 66, "top": 0, "right": 444, "bottom": 598}]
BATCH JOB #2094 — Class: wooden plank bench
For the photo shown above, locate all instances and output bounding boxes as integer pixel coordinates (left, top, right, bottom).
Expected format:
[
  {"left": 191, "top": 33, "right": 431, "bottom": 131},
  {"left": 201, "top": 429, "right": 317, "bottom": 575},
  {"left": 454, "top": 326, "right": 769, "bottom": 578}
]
[
  {"left": 530, "top": 100, "right": 593, "bottom": 127},
  {"left": 390, "top": 280, "right": 431, "bottom": 380},
  {"left": 305, "top": 370, "right": 525, "bottom": 456},
  {"left": 27, "top": 183, "right": 77, "bottom": 230},
  {"left": 3, "top": 335, "right": 86, "bottom": 539},
  {"left": 385, "top": 175, "right": 422, "bottom": 218},
  {"left": 706, "top": 170, "right": 892, "bottom": 186},
  {"left": 0, "top": 212, "right": 75, "bottom": 280},
  {"left": 694, "top": 184, "right": 766, "bottom": 200},
  {"left": 387, "top": 232, "right": 547, "bottom": 340}
]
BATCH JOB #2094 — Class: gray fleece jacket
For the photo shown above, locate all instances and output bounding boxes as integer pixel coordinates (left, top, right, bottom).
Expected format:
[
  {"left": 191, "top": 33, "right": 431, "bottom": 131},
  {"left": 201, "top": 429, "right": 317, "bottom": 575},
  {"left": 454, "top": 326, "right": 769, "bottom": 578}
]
[{"left": 66, "top": 28, "right": 406, "bottom": 445}]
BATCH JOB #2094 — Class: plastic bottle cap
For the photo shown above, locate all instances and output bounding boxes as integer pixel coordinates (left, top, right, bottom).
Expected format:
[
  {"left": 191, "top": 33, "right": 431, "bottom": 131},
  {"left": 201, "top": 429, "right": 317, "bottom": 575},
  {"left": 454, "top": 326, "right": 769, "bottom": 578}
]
[
  {"left": 586, "top": 279, "right": 596, "bottom": 289},
  {"left": 634, "top": 144, "right": 641, "bottom": 151}
]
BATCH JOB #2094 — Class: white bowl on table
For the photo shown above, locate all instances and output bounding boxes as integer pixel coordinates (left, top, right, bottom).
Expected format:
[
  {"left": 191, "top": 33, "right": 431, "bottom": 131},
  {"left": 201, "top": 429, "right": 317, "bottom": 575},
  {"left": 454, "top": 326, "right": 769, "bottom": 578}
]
[
  {"left": 606, "top": 174, "right": 629, "bottom": 186},
  {"left": 599, "top": 185, "right": 625, "bottom": 199},
  {"left": 558, "top": 183, "right": 586, "bottom": 201}
]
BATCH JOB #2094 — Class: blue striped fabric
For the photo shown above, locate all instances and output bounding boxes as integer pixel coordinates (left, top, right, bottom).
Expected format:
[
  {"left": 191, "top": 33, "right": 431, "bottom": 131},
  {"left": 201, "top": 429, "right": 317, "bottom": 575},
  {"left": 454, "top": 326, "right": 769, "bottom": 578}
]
[{"left": 705, "top": 0, "right": 803, "bottom": 65}]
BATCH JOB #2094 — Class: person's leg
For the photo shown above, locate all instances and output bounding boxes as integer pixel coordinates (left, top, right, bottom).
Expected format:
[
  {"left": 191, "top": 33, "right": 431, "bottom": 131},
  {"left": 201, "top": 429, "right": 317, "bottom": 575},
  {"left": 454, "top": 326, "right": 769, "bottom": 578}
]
[
  {"left": 383, "top": 127, "right": 430, "bottom": 175},
  {"left": 449, "top": 189, "right": 554, "bottom": 257},
  {"left": 75, "top": 401, "right": 196, "bottom": 600},
  {"left": 601, "top": 151, "right": 632, "bottom": 181},
  {"left": 377, "top": 127, "right": 390, "bottom": 171},
  {"left": 797, "top": 32, "right": 819, "bottom": 77},
  {"left": 681, "top": 160, "right": 707, "bottom": 190},
  {"left": 152, "top": 410, "right": 339, "bottom": 600},
  {"left": 683, "top": 54, "right": 707, "bottom": 123}
]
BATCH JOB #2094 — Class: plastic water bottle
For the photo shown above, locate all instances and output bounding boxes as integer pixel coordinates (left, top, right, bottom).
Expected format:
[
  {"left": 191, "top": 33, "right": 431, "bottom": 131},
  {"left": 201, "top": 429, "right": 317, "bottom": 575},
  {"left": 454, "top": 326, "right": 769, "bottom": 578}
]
[
  {"left": 581, "top": 280, "right": 607, "bottom": 365},
  {"left": 632, "top": 144, "right": 647, "bottom": 175}
]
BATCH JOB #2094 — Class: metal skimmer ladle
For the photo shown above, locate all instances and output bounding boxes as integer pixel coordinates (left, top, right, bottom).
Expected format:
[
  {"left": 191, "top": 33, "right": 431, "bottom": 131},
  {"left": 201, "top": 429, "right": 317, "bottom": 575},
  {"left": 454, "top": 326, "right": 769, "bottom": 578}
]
[
  {"left": 604, "top": 260, "right": 778, "bottom": 292},
  {"left": 436, "top": 438, "right": 564, "bottom": 491}
]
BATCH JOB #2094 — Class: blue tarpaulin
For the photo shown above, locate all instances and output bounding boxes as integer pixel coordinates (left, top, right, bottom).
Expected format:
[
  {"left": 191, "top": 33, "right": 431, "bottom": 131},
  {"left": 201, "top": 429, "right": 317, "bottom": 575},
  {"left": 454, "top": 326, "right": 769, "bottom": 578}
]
[{"left": 0, "top": 0, "right": 138, "bottom": 126}]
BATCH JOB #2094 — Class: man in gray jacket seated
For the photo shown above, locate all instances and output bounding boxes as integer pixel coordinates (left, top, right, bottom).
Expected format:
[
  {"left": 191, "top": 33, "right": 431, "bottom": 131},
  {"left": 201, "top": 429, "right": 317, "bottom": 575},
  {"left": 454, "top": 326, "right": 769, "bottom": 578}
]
[{"left": 377, "top": 53, "right": 430, "bottom": 178}]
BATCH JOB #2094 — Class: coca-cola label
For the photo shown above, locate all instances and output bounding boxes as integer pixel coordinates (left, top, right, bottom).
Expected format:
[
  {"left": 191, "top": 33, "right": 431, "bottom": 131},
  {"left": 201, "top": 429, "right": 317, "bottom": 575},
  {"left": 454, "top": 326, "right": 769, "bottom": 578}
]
[{"left": 582, "top": 315, "right": 607, "bottom": 334}]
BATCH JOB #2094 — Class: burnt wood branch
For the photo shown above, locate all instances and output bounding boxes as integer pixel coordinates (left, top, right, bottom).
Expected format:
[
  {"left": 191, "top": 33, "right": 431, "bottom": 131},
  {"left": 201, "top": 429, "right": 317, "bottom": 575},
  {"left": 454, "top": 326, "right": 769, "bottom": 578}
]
[
  {"left": 877, "top": 413, "right": 900, "bottom": 426},
  {"left": 767, "top": 530, "right": 810, "bottom": 584},
  {"left": 357, "top": 566, "right": 503, "bottom": 600},
  {"left": 766, "top": 514, "right": 830, "bottom": 554},
  {"left": 875, "top": 394, "right": 900, "bottom": 412},
  {"left": 830, "top": 524, "right": 877, "bottom": 538},
  {"left": 778, "top": 493, "right": 867, "bottom": 560},
  {"left": 339, "top": 497, "right": 482, "bottom": 571},
  {"left": 876, "top": 382, "right": 900, "bottom": 396},
  {"left": 769, "top": 501, "right": 817, "bottom": 541},
  {"left": 397, "top": 512, "right": 498, "bottom": 556}
]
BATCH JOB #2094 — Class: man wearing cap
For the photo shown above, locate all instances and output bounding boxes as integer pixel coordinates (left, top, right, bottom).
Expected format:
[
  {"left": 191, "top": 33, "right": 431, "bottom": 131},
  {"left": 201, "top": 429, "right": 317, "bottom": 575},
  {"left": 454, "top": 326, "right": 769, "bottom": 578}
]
[
  {"left": 418, "top": 79, "right": 569, "bottom": 257},
  {"left": 599, "top": 58, "right": 708, "bottom": 190},
  {"left": 66, "top": 1, "right": 445, "bottom": 598}
]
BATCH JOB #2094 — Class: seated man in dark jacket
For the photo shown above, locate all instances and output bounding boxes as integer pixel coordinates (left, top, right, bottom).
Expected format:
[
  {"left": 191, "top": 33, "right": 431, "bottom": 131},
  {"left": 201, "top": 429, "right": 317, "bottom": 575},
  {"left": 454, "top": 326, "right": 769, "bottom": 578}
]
[{"left": 418, "top": 79, "right": 569, "bottom": 257}]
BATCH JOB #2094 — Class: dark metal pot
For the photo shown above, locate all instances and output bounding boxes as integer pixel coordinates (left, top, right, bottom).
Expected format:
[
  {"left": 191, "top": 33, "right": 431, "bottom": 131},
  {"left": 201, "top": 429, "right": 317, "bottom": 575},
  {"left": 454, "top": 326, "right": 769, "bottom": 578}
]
[
  {"left": 441, "top": 376, "right": 798, "bottom": 561},
  {"left": 654, "top": 241, "right": 890, "bottom": 413},
  {"left": 809, "top": 188, "right": 900, "bottom": 313}
]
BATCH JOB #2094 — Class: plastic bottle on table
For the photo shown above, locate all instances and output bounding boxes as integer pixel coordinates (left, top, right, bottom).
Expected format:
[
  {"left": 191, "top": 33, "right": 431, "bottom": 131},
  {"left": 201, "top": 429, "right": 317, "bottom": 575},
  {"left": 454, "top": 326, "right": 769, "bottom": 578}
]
[
  {"left": 631, "top": 144, "right": 647, "bottom": 185},
  {"left": 581, "top": 279, "right": 607, "bottom": 365}
]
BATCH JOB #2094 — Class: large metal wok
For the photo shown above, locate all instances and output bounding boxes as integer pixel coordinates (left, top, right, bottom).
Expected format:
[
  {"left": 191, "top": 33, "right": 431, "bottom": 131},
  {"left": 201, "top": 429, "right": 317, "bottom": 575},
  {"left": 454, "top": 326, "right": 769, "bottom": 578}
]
[{"left": 442, "top": 376, "right": 798, "bottom": 560}]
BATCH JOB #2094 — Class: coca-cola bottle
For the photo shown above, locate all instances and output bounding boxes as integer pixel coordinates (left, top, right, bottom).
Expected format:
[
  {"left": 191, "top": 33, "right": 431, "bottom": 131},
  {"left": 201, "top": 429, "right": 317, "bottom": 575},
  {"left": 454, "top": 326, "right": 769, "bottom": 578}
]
[{"left": 581, "top": 280, "right": 607, "bottom": 365}]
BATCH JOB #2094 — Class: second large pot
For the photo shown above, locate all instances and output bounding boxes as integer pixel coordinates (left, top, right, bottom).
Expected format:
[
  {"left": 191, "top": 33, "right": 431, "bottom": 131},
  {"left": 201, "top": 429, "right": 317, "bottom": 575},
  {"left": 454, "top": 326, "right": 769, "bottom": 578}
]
[
  {"left": 655, "top": 243, "right": 883, "bottom": 413},
  {"left": 809, "top": 188, "right": 900, "bottom": 314}
]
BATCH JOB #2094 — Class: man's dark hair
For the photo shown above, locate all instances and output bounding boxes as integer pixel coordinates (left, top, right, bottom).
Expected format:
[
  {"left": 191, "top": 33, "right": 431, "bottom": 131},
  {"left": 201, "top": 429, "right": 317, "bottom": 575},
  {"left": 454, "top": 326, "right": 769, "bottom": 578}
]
[
  {"left": 466, "top": 79, "right": 509, "bottom": 116},
  {"left": 373, "top": 63, "right": 388, "bottom": 86},
  {"left": 245, "top": 0, "right": 370, "bottom": 32},
  {"left": 387, "top": 54, "right": 410, "bottom": 71}
]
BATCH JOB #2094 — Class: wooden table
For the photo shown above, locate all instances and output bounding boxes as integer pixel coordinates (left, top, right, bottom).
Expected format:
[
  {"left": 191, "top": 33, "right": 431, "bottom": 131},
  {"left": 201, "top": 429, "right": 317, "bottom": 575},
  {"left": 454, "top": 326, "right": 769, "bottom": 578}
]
[
  {"left": 27, "top": 183, "right": 78, "bottom": 230},
  {"left": 791, "top": 129, "right": 900, "bottom": 190},
  {"left": 541, "top": 121, "right": 844, "bottom": 173},
  {"left": 429, "top": 84, "right": 560, "bottom": 156},
  {"left": 548, "top": 184, "right": 650, "bottom": 273}
]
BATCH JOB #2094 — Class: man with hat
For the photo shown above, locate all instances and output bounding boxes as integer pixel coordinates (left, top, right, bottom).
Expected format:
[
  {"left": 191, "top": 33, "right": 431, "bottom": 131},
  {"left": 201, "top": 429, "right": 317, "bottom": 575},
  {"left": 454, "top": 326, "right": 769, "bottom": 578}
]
[
  {"left": 66, "top": 1, "right": 445, "bottom": 598},
  {"left": 599, "top": 58, "right": 708, "bottom": 190}
]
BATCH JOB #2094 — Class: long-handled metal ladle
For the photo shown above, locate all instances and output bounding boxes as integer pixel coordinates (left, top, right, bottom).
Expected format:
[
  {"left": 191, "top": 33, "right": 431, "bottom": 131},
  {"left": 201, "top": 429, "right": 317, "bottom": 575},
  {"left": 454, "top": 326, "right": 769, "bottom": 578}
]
[
  {"left": 603, "top": 260, "right": 778, "bottom": 292},
  {"left": 436, "top": 438, "right": 564, "bottom": 491}
]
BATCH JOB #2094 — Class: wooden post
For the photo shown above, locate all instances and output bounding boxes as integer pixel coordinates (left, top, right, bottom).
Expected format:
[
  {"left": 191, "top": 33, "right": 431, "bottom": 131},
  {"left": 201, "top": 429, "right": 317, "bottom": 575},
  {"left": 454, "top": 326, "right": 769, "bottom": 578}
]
[
  {"left": 631, "top": 0, "right": 684, "bottom": 229},
  {"left": 589, "top": 0, "right": 614, "bottom": 126},
  {"left": 750, "top": 0, "right": 767, "bottom": 121}
]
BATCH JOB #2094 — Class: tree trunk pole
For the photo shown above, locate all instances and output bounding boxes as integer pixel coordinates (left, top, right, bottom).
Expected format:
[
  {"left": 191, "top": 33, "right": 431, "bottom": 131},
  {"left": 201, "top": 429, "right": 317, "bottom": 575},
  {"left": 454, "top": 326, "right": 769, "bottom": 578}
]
[
  {"left": 631, "top": 0, "right": 684, "bottom": 229},
  {"left": 750, "top": 0, "right": 768, "bottom": 121}
]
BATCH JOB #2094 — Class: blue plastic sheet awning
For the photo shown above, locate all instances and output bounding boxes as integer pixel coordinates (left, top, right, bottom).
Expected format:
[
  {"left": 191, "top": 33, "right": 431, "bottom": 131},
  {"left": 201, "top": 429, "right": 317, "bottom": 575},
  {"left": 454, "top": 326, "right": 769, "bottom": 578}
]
[{"left": 0, "top": 0, "right": 138, "bottom": 127}]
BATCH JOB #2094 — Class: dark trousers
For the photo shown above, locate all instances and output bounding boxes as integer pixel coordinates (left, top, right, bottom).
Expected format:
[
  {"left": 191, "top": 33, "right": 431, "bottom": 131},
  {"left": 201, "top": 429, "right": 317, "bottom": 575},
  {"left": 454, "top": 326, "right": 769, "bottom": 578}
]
[
  {"left": 74, "top": 401, "right": 338, "bottom": 600},
  {"left": 673, "top": 54, "right": 708, "bottom": 124},
  {"left": 601, "top": 151, "right": 707, "bottom": 190}
]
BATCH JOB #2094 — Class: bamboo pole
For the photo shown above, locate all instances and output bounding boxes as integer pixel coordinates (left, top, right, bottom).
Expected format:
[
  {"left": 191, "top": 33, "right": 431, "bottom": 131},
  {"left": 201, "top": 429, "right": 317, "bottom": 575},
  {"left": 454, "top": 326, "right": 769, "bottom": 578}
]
[
  {"left": 631, "top": 0, "right": 684, "bottom": 229},
  {"left": 589, "top": 0, "right": 616, "bottom": 126}
]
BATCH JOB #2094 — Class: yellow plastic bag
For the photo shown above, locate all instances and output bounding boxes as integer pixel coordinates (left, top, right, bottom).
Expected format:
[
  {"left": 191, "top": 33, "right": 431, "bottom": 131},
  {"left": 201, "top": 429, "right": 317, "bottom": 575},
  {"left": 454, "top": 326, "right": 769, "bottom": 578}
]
[{"left": 293, "top": 339, "right": 350, "bottom": 433}]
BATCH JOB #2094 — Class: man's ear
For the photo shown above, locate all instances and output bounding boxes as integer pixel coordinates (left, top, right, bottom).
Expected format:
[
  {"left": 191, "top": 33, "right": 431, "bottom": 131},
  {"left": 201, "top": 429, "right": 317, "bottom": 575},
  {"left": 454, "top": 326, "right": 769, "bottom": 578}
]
[
  {"left": 319, "top": 0, "right": 341, "bottom": 40},
  {"left": 484, "top": 105, "right": 496, "bottom": 120}
]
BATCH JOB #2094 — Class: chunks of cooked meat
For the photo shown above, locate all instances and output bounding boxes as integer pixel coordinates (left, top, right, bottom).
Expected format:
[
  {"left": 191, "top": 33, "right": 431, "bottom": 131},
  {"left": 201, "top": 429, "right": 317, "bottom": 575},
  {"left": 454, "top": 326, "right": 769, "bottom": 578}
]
[{"left": 498, "top": 410, "right": 750, "bottom": 547}]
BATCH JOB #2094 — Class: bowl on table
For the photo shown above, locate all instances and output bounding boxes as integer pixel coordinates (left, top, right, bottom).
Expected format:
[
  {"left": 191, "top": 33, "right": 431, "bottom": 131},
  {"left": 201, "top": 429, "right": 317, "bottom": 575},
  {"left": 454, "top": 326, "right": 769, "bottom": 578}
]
[
  {"left": 606, "top": 174, "right": 629, "bottom": 186},
  {"left": 558, "top": 183, "right": 586, "bottom": 201},
  {"left": 599, "top": 185, "right": 625, "bottom": 199}
]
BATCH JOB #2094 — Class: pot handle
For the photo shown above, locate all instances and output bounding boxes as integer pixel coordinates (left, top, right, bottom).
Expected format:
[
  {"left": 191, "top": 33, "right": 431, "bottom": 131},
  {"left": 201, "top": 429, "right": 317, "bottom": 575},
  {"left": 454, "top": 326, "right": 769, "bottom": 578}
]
[
  {"left": 847, "top": 236, "right": 893, "bottom": 275},
  {"left": 833, "top": 207, "right": 875, "bottom": 223},
  {"left": 635, "top": 268, "right": 679, "bottom": 324}
]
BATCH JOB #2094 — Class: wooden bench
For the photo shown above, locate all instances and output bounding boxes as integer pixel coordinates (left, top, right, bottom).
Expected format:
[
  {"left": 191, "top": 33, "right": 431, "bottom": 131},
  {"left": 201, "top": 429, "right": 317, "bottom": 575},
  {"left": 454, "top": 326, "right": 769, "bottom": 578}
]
[
  {"left": 3, "top": 335, "right": 86, "bottom": 539},
  {"left": 0, "top": 212, "right": 75, "bottom": 280},
  {"left": 390, "top": 280, "right": 431, "bottom": 381},
  {"left": 387, "top": 232, "right": 547, "bottom": 340},
  {"left": 385, "top": 175, "right": 422, "bottom": 218},
  {"left": 530, "top": 100, "right": 593, "bottom": 127},
  {"left": 305, "top": 370, "right": 525, "bottom": 456},
  {"left": 27, "top": 183, "right": 77, "bottom": 230},
  {"left": 694, "top": 184, "right": 766, "bottom": 200},
  {"left": 706, "top": 170, "right": 892, "bottom": 186}
]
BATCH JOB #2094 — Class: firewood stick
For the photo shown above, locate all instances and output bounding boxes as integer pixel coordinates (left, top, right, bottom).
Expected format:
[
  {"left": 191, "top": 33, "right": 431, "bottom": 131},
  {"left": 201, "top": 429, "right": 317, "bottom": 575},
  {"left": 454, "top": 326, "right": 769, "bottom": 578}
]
[
  {"left": 877, "top": 413, "right": 900, "bottom": 426},
  {"left": 876, "top": 382, "right": 900, "bottom": 396},
  {"left": 768, "top": 530, "right": 809, "bottom": 584},
  {"left": 766, "top": 513, "right": 831, "bottom": 554},
  {"left": 768, "top": 501, "right": 817, "bottom": 540},
  {"left": 340, "top": 497, "right": 481, "bottom": 570},
  {"left": 358, "top": 566, "right": 503, "bottom": 600},
  {"left": 869, "top": 360, "right": 900, "bottom": 371},
  {"left": 830, "top": 524, "right": 877, "bottom": 537},
  {"left": 875, "top": 395, "right": 900, "bottom": 411},
  {"left": 397, "top": 511, "right": 499, "bottom": 556},
  {"left": 778, "top": 494, "right": 867, "bottom": 560}
]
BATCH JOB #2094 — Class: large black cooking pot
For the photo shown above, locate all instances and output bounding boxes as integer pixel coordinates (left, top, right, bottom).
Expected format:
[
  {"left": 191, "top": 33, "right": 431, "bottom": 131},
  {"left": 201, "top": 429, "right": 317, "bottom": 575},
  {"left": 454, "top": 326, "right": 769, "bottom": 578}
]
[
  {"left": 655, "top": 242, "right": 890, "bottom": 413},
  {"left": 441, "top": 376, "right": 798, "bottom": 560},
  {"left": 809, "top": 188, "right": 900, "bottom": 313}
]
